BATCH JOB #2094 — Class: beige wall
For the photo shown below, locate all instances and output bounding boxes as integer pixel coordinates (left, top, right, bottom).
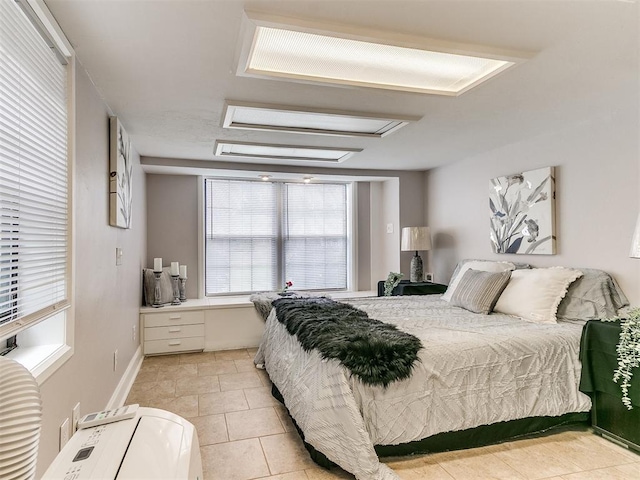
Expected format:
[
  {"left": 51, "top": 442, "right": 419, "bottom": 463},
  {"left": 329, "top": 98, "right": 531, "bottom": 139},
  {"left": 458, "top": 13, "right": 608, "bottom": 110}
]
[
  {"left": 36, "top": 61, "right": 147, "bottom": 475},
  {"left": 356, "top": 182, "right": 371, "bottom": 290},
  {"left": 146, "top": 174, "right": 199, "bottom": 299},
  {"left": 426, "top": 106, "right": 640, "bottom": 305}
]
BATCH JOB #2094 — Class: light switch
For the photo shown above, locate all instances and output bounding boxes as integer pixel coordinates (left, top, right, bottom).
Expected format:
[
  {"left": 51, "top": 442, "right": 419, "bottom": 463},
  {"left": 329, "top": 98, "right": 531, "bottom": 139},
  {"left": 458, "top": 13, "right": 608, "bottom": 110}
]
[
  {"left": 386, "top": 223, "right": 393, "bottom": 234},
  {"left": 116, "top": 247, "right": 123, "bottom": 266}
]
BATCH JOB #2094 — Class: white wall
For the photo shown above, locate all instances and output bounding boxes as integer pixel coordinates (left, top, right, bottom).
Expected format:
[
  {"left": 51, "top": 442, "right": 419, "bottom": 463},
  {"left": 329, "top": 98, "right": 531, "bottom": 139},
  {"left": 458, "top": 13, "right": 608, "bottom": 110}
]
[
  {"left": 36, "top": 60, "right": 146, "bottom": 475},
  {"left": 426, "top": 106, "right": 640, "bottom": 305}
]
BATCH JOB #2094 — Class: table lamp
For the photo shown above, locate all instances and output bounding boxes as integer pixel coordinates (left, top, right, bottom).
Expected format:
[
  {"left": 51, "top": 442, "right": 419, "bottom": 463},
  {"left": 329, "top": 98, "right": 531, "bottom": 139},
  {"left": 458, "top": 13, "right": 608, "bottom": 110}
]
[{"left": 401, "top": 226, "right": 431, "bottom": 282}]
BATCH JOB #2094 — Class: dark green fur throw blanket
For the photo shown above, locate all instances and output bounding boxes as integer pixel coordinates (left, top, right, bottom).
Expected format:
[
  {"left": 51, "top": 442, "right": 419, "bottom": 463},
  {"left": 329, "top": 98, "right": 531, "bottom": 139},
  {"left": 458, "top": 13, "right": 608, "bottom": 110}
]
[{"left": 272, "top": 297, "right": 422, "bottom": 387}]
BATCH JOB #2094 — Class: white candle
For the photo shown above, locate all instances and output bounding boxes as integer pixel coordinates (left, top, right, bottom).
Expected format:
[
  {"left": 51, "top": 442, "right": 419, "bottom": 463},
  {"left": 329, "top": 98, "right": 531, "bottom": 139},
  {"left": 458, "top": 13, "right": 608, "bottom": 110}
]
[
  {"left": 153, "top": 257, "right": 162, "bottom": 272},
  {"left": 179, "top": 265, "right": 187, "bottom": 279},
  {"left": 170, "top": 261, "right": 179, "bottom": 276}
]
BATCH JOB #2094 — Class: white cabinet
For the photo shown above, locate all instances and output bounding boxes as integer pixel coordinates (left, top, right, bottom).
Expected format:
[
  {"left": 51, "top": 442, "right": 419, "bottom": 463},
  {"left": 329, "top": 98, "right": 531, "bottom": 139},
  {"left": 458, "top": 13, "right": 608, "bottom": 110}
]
[{"left": 141, "top": 310, "right": 205, "bottom": 355}]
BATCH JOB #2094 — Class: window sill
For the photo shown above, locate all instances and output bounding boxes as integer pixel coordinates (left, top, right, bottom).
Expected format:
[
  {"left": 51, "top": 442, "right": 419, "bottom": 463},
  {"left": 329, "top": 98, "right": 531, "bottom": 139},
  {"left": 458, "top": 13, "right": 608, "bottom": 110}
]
[{"left": 6, "top": 343, "right": 72, "bottom": 385}]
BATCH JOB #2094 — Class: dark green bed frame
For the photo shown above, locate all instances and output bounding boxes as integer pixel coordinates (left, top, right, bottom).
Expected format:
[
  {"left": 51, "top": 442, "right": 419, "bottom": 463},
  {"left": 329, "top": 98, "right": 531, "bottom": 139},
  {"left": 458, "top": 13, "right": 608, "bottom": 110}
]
[{"left": 271, "top": 384, "right": 589, "bottom": 469}]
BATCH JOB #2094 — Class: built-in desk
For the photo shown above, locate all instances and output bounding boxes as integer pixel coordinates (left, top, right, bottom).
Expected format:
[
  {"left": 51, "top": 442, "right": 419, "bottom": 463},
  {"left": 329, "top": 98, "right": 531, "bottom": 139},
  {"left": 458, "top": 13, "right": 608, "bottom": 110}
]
[{"left": 140, "top": 291, "right": 375, "bottom": 355}]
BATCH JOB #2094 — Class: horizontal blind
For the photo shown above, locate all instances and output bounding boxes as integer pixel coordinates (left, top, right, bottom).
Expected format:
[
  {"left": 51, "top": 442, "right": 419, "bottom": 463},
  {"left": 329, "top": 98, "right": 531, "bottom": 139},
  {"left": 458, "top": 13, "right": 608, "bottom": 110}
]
[
  {"left": 283, "top": 183, "right": 347, "bottom": 290},
  {"left": 205, "top": 179, "right": 277, "bottom": 294},
  {"left": 0, "top": 0, "right": 69, "bottom": 333}
]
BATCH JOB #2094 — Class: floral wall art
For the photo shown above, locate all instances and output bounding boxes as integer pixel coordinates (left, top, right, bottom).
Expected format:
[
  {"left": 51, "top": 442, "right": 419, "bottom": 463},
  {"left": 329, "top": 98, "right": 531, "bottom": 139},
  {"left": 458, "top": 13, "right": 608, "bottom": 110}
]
[
  {"left": 109, "top": 116, "right": 133, "bottom": 229},
  {"left": 489, "top": 166, "right": 556, "bottom": 255}
]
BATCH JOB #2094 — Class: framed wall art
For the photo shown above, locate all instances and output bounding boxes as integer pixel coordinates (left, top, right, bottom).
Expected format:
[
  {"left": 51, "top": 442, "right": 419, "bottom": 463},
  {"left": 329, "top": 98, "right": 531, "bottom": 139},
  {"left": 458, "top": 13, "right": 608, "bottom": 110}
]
[
  {"left": 109, "top": 116, "right": 133, "bottom": 229},
  {"left": 489, "top": 166, "right": 556, "bottom": 255}
]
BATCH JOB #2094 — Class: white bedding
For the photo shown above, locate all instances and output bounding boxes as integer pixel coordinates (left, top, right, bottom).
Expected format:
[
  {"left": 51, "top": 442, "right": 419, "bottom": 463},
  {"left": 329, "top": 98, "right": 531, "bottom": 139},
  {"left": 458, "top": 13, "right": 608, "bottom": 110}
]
[{"left": 256, "top": 295, "right": 592, "bottom": 480}]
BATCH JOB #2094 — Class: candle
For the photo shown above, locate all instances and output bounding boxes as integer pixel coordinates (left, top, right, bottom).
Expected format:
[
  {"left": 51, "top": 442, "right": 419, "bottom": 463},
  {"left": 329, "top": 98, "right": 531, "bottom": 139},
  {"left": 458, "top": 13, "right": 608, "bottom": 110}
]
[
  {"left": 153, "top": 257, "right": 162, "bottom": 272},
  {"left": 179, "top": 265, "right": 187, "bottom": 279},
  {"left": 170, "top": 261, "right": 179, "bottom": 276}
]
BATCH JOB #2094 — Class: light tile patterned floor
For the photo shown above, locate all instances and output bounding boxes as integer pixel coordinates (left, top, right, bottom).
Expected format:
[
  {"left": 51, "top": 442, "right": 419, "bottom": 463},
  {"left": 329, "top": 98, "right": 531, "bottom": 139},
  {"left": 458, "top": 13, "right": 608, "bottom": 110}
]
[{"left": 126, "top": 349, "right": 640, "bottom": 480}]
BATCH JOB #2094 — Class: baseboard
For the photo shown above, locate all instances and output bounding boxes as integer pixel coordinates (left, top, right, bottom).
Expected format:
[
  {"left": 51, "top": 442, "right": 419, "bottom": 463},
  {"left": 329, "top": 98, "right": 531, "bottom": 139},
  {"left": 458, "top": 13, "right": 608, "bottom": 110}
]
[{"left": 106, "top": 345, "right": 143, "bottom": 410}]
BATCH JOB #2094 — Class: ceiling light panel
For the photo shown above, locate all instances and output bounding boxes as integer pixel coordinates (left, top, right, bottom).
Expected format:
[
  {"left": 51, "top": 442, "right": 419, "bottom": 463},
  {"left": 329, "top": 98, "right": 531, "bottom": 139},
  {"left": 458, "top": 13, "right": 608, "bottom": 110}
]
[
  {"left": 214, "top": 141, "right": 361, "bottom": 163},
  {"left": 223, "top": 102, "right": 417, "bottom": 137},
  {"left": 239, "top": 12, "right": 530, "bottom": 96}
]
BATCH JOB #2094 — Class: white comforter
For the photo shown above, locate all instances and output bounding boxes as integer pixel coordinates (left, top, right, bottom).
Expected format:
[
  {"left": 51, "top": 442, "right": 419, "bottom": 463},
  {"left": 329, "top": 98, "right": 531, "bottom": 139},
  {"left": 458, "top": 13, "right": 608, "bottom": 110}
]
[{"left": 256, "top": 295, "right": 591, "bottom": 480}]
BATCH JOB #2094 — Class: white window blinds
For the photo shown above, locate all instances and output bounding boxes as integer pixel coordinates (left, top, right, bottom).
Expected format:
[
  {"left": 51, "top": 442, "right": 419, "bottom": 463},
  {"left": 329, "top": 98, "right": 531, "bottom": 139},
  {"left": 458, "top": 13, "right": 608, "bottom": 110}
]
[
  {"left": 205, "top": 179, "right": 278, "bottom": 294},
  {"left": 283, "top": 183, "right": 347, "bottom": 290},
  {"left": 0, "top": 0, "right": 69, "bottom": 334},
  {"left": 205, "top": 179, "right": 349, "bottom": 294}
]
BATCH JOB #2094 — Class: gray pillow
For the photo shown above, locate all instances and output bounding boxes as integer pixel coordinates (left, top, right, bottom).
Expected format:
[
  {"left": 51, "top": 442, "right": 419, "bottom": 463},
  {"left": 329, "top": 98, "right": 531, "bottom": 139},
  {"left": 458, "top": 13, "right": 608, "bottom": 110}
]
[
  {"left": 143, "top": 267, "right": 174, "bottom": 306},
  {"left": 448, "top": 258, "right": 531, "bottom": 286},
  {"left": 449, "top": 269, "right": 512, "bottom": 315},
  {"left": 556, "top": 268, "right": 629, "bottom": 321}
]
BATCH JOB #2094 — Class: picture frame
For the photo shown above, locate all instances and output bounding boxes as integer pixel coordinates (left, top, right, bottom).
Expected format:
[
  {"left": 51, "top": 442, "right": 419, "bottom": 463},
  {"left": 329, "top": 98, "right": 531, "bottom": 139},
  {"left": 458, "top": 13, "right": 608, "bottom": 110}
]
[
  {"left": 489, "top": 166, "right": 556, "bottom": 255},
  {"left": 109, "top": 116, "right": 133, "bottom": 229}
]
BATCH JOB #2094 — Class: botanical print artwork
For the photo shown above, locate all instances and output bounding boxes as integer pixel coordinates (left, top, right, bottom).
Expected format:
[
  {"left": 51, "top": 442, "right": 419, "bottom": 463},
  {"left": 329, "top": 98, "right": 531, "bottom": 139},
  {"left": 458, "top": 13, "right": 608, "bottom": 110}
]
[
  {"left": 109, "top": 117, "right": 133, "bottom": 229},
  {"left": 490, "top": 166, "right": 556, "bottom": 255}
]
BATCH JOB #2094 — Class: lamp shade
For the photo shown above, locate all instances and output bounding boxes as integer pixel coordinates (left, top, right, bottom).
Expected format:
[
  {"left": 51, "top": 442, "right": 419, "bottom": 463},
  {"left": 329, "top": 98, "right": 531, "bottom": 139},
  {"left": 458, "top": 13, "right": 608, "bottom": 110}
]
[
  {"left": 631, "top": 213, "right": 640, "bottom": 258},
  {"left": 401, "top": 227, "right": 431, "bottom": 251}
]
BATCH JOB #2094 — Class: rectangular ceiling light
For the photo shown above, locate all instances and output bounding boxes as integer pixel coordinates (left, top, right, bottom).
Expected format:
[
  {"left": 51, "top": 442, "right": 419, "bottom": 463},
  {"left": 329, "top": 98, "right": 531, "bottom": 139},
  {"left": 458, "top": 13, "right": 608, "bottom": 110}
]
[
  {"left": 214, "top": 140, "right": 362, "bottom": 163},
  {"left": 222, "top": 102, "right": 418, "bottom": 137},
  {"left": 238, "top": 12, "right": 530, "bottom": 96}
]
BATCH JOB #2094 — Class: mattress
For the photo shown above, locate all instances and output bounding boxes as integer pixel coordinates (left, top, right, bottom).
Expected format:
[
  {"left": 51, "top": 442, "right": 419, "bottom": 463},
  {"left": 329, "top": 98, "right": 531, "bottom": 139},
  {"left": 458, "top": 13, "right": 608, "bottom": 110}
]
[{"left": 256, "top": 295, "right": 592, "bottom": 480}]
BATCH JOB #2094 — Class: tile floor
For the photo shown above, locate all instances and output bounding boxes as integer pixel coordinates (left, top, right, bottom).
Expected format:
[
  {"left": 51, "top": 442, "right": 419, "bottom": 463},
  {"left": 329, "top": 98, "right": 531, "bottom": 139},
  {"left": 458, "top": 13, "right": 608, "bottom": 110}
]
[{"left": 126, "top": 349, "right": 640, "bottom": 480}]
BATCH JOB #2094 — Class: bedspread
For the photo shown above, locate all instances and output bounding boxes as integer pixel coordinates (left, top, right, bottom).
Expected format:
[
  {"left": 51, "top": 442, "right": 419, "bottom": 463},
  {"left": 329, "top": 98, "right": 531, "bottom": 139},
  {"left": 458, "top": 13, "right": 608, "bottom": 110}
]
[{"left": 256, "top": 295, "right": 592, "bottom": 480}]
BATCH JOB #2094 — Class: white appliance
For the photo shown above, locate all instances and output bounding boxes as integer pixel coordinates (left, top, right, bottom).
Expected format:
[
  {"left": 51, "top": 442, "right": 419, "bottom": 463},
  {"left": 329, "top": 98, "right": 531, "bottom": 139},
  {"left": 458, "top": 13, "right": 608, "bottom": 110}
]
[{"left": 42, "top": 407, "right": 203, "bottom": 480}]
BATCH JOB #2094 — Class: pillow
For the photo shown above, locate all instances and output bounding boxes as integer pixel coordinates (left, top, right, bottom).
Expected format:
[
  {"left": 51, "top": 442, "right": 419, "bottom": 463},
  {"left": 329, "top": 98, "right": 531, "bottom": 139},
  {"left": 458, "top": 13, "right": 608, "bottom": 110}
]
[
  {"left": 442, "top": 260, "right": 516, "bottom": 302},
  {"left": 556, "top": 268, "right": 629, "bottom": 321},
  {"left": 494, "top": 267, "right": 584, "bottom": 324},
  {"left": 143, "top": 267, "right": 174, "bottom": 306},
  {"left": 449, "top": 269, "right": 512, "bottom": 314}
]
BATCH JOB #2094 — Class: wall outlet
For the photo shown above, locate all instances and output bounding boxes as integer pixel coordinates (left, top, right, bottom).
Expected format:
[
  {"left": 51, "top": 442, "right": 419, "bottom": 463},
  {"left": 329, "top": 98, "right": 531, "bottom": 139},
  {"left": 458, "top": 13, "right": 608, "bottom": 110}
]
[
  {"left": 425, "top": 272, "right": 434, "bottom": 282},
  {"left": 113, "top": 349, "right": 118, "bottom": 371},
  {"left": 59, "top": 418, "right": 70, "bottom": 451},
  {"left": 72, "top": 402, "right": 81, "bottom": 433},
  {"left": 132, "top": 325, "right": 136, "bottom": 342},
  {"left": 386, "top": 223, "right": 393, "bottom": 234}
]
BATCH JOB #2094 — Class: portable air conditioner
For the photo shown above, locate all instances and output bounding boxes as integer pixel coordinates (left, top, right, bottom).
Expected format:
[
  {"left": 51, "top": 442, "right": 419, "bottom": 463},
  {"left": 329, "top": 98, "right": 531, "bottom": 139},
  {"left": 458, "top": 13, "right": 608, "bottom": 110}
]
[{"left": 42, "top": 407, "right": 203, "bottom": 479}]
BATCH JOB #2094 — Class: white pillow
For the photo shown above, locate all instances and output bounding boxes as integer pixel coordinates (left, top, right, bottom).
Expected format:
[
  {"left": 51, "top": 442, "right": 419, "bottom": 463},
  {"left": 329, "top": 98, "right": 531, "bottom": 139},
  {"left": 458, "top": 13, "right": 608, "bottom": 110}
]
[
  {"left": 494, "top": 267, "right": 584, "bottom": 324},
  {"left": 442, "top": 260, "right": 515, "bottom": 302}
]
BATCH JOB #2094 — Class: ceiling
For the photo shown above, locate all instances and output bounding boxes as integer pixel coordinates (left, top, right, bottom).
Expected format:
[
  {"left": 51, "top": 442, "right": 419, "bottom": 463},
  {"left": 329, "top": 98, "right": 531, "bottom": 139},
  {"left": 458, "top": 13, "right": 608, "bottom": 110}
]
[{"left": 44, "top": 0, "right": 638, "bottom": 171}]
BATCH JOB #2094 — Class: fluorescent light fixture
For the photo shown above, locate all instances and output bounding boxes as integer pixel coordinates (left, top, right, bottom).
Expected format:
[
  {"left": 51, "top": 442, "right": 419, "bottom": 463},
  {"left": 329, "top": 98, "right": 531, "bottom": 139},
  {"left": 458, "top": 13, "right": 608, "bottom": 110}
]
[
  {"left": 214, "top": 140, "right": 361, "bottom": 163},
  {"left": 237, "top": 11, "right": 531, "bottom": 96},
  {"left": 223, "top": 101, "right": 417, "bottom": 138}
]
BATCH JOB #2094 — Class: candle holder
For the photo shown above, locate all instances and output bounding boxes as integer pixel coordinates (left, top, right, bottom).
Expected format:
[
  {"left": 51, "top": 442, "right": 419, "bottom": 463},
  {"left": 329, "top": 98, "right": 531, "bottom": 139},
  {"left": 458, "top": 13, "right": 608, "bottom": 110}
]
[
  {"left": 152, "top": 271, "right": 164, "bottom": 308},
  {"left": 179, "top": 278, "right": 187, "bottom": 302},
  {"left": 171, "top": 275, "right": 181, "bottom": 305}
]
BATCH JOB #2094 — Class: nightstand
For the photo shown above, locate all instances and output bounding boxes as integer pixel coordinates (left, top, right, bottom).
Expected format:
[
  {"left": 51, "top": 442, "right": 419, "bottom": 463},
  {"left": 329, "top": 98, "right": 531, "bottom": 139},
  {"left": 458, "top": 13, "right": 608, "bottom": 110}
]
[
  {"left": 579, "top": 319, "right": 640, "bottom": 452},
  {"left": 377, "top": 280, "right": 448, "bottom": 297}
]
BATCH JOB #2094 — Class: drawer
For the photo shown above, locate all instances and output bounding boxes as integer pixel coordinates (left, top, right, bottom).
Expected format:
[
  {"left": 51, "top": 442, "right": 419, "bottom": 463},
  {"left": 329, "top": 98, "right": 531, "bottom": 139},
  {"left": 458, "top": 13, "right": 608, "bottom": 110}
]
[
  {"left": 143, "top": 310, "right": 204, "bottom": 328},
  {"left": 144, "top": 324, "right": 205, "bottom": 341},
  {"left": 144, "top": 336, "right": 204, "bottom": 355}
]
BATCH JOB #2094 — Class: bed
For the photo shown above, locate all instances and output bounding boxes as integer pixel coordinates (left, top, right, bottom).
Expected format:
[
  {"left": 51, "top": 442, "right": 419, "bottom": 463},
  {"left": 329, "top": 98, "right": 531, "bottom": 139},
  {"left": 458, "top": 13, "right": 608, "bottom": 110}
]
[{"left": 253, "top": 263, "right": 629, "bottom": 480}]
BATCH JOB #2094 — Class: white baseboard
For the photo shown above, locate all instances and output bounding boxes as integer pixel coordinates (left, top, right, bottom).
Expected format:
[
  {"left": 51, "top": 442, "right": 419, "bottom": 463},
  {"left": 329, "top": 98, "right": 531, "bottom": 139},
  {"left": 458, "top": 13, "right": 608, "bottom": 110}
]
[{"left": 106, "top": 346, "right": 143, "bottom": 410}]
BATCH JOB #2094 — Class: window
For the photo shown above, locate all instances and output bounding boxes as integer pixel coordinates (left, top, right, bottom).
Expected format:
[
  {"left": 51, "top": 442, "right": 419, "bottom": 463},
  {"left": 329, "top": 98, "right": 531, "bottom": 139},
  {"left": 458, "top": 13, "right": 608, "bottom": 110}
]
[
  {"left": 0, "top": 0, "right": 71, "bottom": 371},
  {"left": 205, "top": 179, "right": 350, "bottom": 294}
]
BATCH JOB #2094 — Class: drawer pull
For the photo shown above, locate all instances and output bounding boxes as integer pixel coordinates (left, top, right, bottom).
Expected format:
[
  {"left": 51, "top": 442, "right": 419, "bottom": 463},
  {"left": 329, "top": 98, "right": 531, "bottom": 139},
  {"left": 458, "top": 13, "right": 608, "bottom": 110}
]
[
  {"left": 168, "top": 340, "right": 182, "bottom": 346},
  {"left": 168, "top": 327, "right": 182, "bottom": 333},
  {"left": 169, "top": 314, "right": 182, "bottom": 320}
]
